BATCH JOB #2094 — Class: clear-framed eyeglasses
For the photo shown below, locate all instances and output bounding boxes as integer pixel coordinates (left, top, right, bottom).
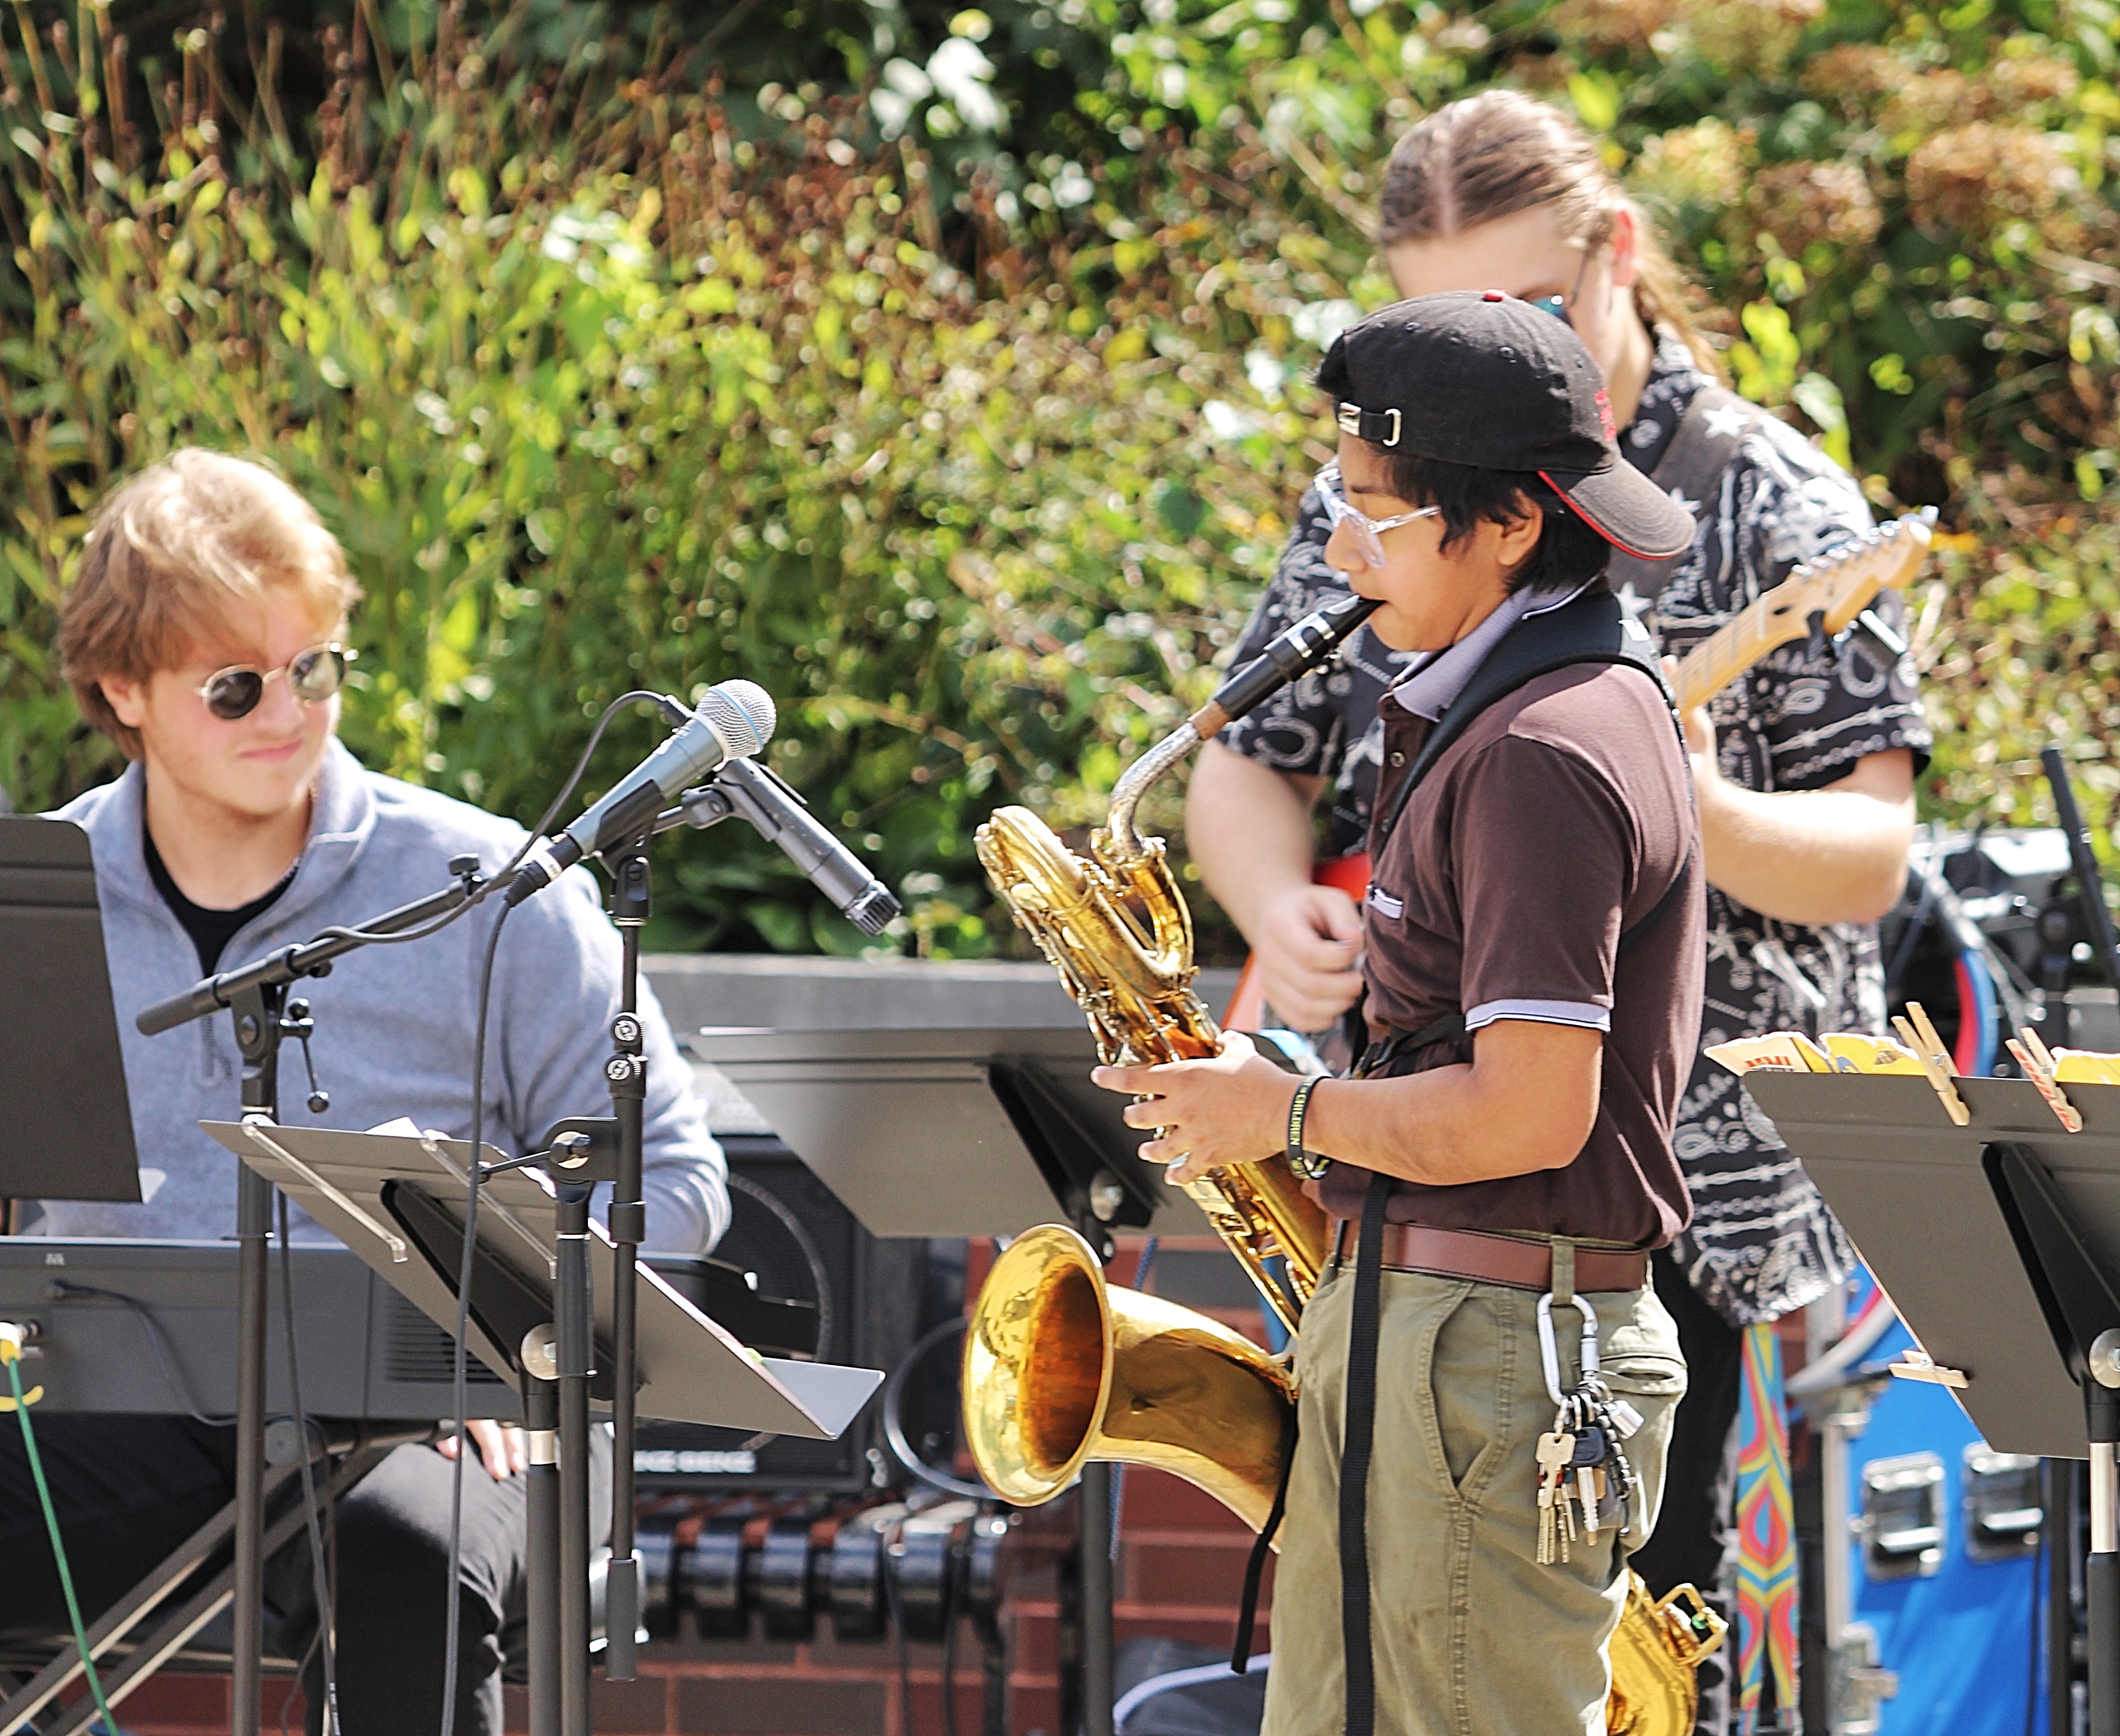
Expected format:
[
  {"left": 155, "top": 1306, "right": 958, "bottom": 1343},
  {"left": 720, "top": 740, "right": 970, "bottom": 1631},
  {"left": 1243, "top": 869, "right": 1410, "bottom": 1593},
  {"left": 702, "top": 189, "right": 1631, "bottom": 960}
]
[
  {"left": 193, "top": 643, "right": 355, "bottom": 722},
  {"left": 1315, "top": 463, "right": 1441, "bottom": 570}
]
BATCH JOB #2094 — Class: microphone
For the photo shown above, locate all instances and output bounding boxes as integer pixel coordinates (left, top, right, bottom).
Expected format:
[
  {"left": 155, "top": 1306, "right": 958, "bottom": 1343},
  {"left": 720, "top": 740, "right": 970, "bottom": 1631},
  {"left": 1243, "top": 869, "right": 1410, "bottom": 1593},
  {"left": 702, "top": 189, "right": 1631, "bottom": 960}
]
[
  {"left": 505, "top": 680, "right": 777, "bottom": 906},
  {"left": 683, "top": 758, "right": 903, "bottom": 936}
]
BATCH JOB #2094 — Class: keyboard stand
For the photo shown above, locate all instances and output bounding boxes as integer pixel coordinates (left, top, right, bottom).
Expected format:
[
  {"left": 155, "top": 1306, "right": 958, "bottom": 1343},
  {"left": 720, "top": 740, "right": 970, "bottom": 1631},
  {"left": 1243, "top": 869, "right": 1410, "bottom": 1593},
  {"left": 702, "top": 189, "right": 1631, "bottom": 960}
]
[{"left": 0, "top": 1420, "right": 432, "bottom": 1736}]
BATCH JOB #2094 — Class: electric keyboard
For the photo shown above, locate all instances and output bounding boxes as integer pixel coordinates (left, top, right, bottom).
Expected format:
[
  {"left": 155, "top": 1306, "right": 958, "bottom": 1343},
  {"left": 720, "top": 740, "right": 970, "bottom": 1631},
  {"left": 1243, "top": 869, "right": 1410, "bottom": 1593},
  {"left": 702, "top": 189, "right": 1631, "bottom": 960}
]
[{"left": 0, "top": 1239, "right": 816, "bottom": 1421}]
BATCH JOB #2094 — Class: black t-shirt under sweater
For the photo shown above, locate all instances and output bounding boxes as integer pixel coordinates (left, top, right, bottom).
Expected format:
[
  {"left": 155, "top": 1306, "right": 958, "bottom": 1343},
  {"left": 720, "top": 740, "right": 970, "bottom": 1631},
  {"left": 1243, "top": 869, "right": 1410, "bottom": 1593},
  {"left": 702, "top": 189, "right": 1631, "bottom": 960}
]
[{"left": 143, "top": 827, "right": 297, "bottom": 976}]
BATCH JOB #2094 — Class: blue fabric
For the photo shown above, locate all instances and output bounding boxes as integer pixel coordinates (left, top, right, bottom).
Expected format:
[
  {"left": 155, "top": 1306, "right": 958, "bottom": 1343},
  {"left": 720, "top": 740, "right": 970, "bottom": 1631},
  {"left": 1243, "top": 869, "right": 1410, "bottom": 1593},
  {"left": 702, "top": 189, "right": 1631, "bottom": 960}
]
[{"left": 37, "top": 740, "right": 728, "bottom": 1254}]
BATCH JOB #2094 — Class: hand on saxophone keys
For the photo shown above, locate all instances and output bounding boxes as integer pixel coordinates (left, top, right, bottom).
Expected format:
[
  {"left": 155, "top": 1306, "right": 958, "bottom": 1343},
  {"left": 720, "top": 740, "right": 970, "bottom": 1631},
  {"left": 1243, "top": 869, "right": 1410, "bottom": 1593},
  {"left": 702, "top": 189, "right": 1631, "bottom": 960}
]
[{"left": 1091, "top": 1031, "right": 1300, "bottom": 1185}]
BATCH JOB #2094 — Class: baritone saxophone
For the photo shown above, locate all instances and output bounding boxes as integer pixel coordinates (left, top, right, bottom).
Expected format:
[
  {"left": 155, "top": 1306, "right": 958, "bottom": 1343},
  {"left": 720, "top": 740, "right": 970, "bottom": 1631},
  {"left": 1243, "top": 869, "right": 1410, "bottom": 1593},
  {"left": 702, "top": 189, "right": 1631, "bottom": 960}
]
[
  {"left": 973, "top": 592, "right": 1381, "bottom": 1328},
  {"left": 966, "top": 588, "right": 1724, "bottom": 1732}
]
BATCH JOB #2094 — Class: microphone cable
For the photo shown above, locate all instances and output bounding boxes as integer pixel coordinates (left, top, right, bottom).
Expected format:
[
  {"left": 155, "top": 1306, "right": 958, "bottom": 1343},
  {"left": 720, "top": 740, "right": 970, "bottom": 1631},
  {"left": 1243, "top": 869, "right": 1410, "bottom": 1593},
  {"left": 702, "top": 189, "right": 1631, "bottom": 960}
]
[
  {"left": 45, "top": 1281, "right": 235, "bottom": 1428},
  {"left": 307, "top": 689, "right": 673, "bottom": 953},
  {"left": 439, "top": 894, "right": 514, "bottom": 1736}
]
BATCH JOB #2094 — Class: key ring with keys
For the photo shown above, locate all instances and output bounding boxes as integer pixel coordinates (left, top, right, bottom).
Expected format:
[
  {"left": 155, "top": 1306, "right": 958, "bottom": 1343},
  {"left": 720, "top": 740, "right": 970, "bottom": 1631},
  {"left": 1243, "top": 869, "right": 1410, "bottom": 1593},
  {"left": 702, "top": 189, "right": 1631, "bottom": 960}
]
[{"left": 1537, "top": 1291, "right": 1601, "bottom": 1409}]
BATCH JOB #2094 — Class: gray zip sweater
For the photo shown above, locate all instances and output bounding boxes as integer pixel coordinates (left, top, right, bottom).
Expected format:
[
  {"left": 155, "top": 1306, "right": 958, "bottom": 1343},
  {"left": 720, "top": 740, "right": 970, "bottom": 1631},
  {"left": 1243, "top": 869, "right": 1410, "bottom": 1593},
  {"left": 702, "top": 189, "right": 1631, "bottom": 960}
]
[{"left": 40, "top": 740, "right": 728, "bottom": 1252}]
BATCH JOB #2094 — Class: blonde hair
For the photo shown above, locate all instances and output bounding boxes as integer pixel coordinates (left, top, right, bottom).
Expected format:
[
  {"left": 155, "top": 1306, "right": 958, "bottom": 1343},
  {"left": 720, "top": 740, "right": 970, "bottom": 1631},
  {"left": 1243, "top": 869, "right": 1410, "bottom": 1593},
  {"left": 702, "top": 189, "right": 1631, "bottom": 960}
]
[
  {"left": 1377, "top": 90, "right": 1724, "bottom": 379},
  {"left": 59, "top": 449, "right": 363, "bottom": 759}
]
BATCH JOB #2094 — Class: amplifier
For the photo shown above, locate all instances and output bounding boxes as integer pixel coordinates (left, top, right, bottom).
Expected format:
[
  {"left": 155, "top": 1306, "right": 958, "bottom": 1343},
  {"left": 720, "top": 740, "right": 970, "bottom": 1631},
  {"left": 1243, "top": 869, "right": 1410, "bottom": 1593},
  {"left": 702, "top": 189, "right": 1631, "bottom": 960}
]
[{"left": 632, "top": 1134, "right": 934, "bottom": 1492}]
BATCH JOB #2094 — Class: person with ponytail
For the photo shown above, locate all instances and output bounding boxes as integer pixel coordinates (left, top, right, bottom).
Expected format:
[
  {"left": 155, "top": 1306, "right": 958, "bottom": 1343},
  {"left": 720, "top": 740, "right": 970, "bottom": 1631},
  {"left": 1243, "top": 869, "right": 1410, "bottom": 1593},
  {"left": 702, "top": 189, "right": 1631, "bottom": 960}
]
[{"left": 1189, "top": 90, "right": 1929, "bottom": 1735}]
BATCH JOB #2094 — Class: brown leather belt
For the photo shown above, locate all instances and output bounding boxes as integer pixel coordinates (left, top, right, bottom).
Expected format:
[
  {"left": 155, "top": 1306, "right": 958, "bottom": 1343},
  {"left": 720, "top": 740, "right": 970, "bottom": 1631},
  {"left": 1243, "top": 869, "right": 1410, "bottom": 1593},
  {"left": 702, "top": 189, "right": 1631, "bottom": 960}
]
[{"left": 1338, "top": 1221, "right": 1651, "bottom": 1292}]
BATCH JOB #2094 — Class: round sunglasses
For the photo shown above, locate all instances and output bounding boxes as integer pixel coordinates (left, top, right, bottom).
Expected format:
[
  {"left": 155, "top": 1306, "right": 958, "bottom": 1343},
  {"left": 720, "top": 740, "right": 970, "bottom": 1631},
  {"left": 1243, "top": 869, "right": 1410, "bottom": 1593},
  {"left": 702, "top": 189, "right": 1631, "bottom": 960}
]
[
  {"left": 194, "top": 643, "right": 356, "bottom": 721},
  {"left": 1315, "top": 464, "right": 1442, "bottom": 569}
]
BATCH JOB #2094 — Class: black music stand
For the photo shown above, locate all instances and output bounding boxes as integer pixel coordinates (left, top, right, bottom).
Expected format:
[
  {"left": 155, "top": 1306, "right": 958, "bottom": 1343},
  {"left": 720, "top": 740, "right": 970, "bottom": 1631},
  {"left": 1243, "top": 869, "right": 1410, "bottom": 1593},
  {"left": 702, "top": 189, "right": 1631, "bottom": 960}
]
[
  {"left": 690, "top": 1025, "right": 1227, "bottom": 1736},
  {"left": 204, "top": 1121, "right": 878, "bottom": 1432},
  {"left": 0, "top": 817, "right": 140, "bottom": 1204},
  {"left": 688, "top": 1025, "right": 1210, "bottom": 1256},
  {"left": 1744, "top": 1070, "right": 2120, "bottom": 1736},
  {"left": 207, "top": 1120, "right": 881, "bottom": 1736}
]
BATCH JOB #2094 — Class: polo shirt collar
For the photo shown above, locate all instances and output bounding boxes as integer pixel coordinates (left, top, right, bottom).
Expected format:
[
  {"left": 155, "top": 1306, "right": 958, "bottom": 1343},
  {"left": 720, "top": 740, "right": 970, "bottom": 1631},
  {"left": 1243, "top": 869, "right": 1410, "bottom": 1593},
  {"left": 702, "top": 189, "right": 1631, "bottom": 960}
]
[{"left": 1387, "top": 581, "right": 1592, "bottom": 722}]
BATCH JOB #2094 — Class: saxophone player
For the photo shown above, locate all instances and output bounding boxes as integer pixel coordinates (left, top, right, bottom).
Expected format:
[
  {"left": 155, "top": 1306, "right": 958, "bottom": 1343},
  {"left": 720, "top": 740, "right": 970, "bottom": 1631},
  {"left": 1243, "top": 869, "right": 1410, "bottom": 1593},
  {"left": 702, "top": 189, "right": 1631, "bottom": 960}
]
[{"left": 1094, "top": 293, "right": 1704, "bottom": 1735}]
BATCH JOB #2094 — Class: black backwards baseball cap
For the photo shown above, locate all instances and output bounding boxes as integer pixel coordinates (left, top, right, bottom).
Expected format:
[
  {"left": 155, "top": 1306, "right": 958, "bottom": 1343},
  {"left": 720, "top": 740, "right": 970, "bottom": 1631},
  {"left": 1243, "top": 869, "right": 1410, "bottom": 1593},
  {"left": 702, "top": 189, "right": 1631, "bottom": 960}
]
[{"left": 1317, "top": 290, "right": 1697, "bottom": 562}]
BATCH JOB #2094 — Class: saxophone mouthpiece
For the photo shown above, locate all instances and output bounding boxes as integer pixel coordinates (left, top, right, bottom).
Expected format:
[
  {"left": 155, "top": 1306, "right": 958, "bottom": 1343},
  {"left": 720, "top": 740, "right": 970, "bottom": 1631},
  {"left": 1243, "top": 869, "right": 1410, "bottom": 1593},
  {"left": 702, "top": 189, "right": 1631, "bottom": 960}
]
[{"left": 1191, "top": 593, "right": 1383, "bottom": 737}]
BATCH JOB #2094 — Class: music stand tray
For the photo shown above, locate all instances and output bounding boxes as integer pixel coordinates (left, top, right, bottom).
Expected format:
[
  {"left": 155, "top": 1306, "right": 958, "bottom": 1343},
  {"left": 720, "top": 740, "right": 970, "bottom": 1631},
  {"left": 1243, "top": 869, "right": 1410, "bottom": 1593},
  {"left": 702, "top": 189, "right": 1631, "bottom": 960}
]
[
  {"left": 687, "top": 1025, "right": 1209, "bottom": 1243},
  {"left": 201, "top": 1121, "right": 879, "bottom": 1439},
  {"left": 0, "top": 817, "right": 140, "bottom": 1203}
]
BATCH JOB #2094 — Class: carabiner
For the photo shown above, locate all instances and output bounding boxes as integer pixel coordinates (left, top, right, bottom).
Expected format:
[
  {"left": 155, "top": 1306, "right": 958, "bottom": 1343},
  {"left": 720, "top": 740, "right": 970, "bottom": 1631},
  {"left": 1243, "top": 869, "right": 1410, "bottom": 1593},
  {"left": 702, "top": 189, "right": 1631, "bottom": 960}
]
[{"left": 1536, "top": 1290, "right": 1601, "bottom": 1408}]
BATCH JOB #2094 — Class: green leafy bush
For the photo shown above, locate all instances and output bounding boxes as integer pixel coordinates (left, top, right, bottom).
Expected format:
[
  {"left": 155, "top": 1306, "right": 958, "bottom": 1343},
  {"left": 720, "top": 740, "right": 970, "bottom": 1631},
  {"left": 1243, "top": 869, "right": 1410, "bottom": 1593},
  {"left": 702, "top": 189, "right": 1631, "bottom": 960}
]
[
  {"left": 6, "top": 0, "right": 2120, "bottom": 967},
  {"left": 0, "top": 27, "right": 1314, "bottom": 953}
]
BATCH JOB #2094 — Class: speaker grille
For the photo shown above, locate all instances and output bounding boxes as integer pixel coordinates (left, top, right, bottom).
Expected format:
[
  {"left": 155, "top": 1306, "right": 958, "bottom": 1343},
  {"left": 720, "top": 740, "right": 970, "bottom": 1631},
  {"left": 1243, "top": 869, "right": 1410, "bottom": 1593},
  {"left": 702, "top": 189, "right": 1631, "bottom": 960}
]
[{"left": 634, "top": 1135, "right": 929, "bottom": 1491}]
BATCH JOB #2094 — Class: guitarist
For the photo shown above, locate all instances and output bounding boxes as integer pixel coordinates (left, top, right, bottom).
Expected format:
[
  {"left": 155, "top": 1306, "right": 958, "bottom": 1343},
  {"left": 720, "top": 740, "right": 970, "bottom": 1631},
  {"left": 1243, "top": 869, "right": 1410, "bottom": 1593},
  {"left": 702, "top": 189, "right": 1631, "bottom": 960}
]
[{"left": 1188, "top": 91, "right": 1928, "bottom": 1735}]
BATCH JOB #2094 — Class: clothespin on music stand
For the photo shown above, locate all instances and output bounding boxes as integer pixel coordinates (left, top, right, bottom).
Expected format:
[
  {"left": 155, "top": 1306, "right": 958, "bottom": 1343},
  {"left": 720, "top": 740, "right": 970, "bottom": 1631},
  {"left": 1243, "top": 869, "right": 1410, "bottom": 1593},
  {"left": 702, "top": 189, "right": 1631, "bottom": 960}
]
[
  {"left": 1888, "top": 1347, "right": 1969, "bottom": 1389},
  {"left": 2006, "top": 1025, "right": 2084, "bottom": 1133},
  {"left": 1892, "top": 1001, "right": 1970, "bottom": 1127}
]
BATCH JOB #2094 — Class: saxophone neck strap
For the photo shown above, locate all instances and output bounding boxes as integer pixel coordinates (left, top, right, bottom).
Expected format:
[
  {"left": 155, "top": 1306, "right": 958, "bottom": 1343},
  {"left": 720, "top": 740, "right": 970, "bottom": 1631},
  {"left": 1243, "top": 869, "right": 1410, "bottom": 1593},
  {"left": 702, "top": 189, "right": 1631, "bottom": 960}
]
[
  {"left": 1356, "top": 584, "right": 1696, "bottom": 1080},
  {"left": 1337, "top": 1170, "right": 1393, "bottom": 1736},
  {"left": 1371, "top": 587, "right": 1677, "bottom": 861},
  {"left": 1229, "top": 1397, "right": 1298, "bottom": 1674}
]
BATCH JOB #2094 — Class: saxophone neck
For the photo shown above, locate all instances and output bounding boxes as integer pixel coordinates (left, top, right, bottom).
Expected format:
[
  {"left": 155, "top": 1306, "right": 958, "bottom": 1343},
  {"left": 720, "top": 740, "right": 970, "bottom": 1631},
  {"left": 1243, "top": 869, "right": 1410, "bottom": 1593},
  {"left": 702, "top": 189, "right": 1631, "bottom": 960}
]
[
  {"left": 1104, "top": 592, "right": 1382, "bottom": 864},
  {"left": 1102, "top": 721, "right": 1203, "bottom": 865}
]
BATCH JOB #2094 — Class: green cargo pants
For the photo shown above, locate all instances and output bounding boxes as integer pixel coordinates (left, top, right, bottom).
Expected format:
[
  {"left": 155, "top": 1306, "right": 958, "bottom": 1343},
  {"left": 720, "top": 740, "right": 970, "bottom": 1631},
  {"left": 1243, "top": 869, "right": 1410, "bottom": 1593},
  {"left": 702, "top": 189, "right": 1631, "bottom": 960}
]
[{"left": 1258, "top": 1264, "right": 1685, "bottom": 1736}]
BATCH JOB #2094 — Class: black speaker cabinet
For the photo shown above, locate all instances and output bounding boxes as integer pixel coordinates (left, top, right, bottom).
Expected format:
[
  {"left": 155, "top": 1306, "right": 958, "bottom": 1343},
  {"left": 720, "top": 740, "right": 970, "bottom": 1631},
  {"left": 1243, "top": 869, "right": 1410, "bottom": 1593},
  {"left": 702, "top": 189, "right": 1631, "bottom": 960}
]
[{"left": 634, "top": 1133, "right": 930, "bottom": 1492}]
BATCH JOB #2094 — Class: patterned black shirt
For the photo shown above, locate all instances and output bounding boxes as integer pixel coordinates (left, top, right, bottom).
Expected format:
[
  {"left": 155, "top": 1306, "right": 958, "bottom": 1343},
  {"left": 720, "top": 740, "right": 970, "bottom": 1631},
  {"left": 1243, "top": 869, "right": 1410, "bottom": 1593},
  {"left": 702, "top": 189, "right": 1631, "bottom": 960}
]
[{"left": 1217, "top": 331, "right": 1933, "bottom": 1325}]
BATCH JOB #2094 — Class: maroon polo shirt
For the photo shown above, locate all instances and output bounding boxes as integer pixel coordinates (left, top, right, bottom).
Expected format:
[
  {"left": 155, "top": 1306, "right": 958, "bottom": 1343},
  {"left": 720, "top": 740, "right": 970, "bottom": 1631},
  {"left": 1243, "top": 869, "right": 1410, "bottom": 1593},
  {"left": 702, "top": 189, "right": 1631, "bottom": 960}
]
[{"left": 1316, "top": 655, "right": 1705, "bottom": 1248}]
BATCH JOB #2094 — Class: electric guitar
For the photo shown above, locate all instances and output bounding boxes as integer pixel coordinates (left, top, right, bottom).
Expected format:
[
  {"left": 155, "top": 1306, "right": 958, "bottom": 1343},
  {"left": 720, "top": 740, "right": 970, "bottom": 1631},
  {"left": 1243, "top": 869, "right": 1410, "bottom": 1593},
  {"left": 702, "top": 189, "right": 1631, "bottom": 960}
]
[{"left": 1222, "top": 511, "right": 1937, "bottom": 1031}]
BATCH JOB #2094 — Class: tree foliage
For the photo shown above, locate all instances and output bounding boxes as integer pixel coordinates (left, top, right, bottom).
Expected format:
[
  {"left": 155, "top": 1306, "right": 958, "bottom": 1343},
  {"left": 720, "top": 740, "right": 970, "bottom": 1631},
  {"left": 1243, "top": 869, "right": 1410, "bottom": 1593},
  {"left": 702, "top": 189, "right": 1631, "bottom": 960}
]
[{"left": 2, "top": 0, "right": 2116, "bottom": 960}]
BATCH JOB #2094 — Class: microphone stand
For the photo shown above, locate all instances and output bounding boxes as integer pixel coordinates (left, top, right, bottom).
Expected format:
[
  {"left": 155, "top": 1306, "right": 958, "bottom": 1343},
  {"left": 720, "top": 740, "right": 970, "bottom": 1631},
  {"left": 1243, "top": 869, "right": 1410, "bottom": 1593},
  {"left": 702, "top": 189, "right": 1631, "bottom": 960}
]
[
  {"left": 600, "top": 839, "right": 651, "bottom": 1684},
  {"left": 227, "top": 980, "right": 283, "bottom": 1736},
  {"left": 555, "top": 1175, "right": 596, "bottom": 1736},
  {"left": 520, "top": 1328, "right": 561, "bottom": 1736},
  {"left": 137, "top": 857, "right": 494, "bottom": 1736}
]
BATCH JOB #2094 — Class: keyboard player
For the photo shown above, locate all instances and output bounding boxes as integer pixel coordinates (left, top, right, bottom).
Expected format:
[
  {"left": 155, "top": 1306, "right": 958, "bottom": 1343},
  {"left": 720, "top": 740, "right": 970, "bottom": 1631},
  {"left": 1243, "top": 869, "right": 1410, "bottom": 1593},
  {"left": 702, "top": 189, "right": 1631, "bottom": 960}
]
[{"left": 4, "top": 448, "right": 730, "bottom": 1735}]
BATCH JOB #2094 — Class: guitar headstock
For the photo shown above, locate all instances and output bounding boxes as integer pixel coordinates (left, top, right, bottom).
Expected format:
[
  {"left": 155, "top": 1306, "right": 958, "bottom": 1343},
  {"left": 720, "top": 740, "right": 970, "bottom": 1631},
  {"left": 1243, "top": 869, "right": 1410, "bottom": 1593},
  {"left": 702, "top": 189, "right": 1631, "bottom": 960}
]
[{"left": 1750, "top": 510, "right": 1936, "bottom": 654}]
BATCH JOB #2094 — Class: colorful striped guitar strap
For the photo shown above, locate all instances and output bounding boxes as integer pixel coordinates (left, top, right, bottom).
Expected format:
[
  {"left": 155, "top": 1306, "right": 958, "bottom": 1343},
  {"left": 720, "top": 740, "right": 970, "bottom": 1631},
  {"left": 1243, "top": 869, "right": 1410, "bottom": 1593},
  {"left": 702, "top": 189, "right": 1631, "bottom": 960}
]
[{"left": 1734, "top": 1322, "right": 1799, "bottom": 1731}]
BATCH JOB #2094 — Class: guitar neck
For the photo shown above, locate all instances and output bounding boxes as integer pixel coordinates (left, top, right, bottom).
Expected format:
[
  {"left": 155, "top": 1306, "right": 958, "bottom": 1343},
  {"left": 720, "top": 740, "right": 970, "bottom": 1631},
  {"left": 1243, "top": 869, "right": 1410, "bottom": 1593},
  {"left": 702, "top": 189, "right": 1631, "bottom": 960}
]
[
  {"left": 1671, "top": 597, "right": 1778, "bottom": 715},
  {"left": 1666, "top": 513, "right": 1932, "bottom": 715}
]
